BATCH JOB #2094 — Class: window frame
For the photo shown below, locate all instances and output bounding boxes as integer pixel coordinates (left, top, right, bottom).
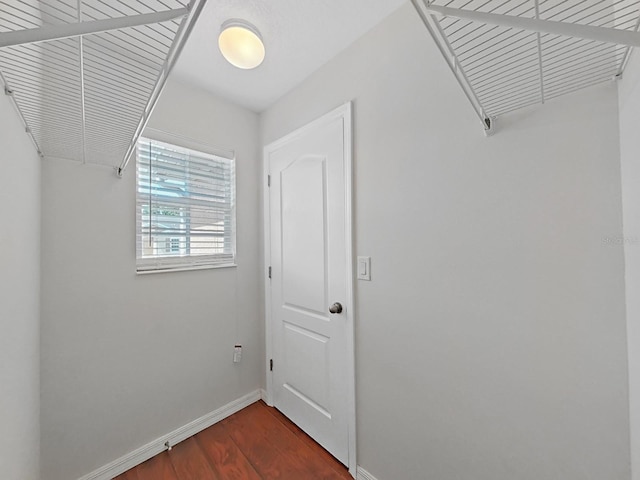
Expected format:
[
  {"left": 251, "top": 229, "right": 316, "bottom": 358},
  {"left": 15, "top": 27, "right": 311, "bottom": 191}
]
[{"left": 135, "top": 132, "right": 237, "bottom": 274}]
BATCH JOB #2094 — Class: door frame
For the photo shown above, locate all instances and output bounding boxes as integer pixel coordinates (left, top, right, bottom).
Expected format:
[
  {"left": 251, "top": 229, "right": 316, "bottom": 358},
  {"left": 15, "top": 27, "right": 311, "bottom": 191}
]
[{"left": 262, "top": 101, "right": 356, "bottom": 475}]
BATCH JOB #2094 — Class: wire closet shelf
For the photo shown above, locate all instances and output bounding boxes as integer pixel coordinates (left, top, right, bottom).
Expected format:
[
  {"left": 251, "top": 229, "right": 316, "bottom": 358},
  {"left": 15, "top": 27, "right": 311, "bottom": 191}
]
[
  {"left": 0, "top": 0, "right": 206, "bottom": 174},
  {"left": 412, "top": 0, "right": 640, "bottom": 132}
]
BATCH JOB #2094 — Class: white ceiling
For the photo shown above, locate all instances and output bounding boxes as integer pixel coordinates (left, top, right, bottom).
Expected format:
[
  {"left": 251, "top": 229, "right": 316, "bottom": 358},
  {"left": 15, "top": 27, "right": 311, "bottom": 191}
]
[{"left": 171, "top": 0, "right": 407, "bottom": 112}]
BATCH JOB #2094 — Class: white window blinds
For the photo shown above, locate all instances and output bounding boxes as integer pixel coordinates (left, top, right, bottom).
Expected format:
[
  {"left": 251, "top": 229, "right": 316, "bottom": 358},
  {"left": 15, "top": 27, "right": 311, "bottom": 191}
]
[{"left": 136, "top": 137, "right": 236, "bottom": 273}]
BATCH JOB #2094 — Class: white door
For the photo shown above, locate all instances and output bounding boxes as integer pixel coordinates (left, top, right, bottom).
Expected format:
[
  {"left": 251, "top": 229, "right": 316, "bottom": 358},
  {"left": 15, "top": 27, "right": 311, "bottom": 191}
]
[{"left": 264, "top": 103, "right": 355, "bottom": 470}]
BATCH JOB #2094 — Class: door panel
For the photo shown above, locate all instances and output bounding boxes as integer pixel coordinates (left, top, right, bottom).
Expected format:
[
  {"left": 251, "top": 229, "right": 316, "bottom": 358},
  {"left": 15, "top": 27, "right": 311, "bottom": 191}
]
[
  {"left": 282, "top": 322, "right": 330, "bottom": 415},
  {"left": 281, "top": 156, "right": 327, "bottom": 314},
  {"left": 266, "top": 107, "right": 352, "bottom": 467}
]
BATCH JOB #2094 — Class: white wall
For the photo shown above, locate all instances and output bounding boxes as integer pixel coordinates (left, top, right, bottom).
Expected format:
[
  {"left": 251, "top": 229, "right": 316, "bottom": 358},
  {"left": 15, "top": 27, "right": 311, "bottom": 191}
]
[
  {"left": 261, "top": 4, "right": 630, "bottom": 480},
  {"left": 0, "top": 93, "right": 41, "bottom": 478},
  {"left": 619, "top": 51, "right": 640, "bottom": 480},
  {"left": 40, "top": 79, "right": 262, "bottom": 480}
]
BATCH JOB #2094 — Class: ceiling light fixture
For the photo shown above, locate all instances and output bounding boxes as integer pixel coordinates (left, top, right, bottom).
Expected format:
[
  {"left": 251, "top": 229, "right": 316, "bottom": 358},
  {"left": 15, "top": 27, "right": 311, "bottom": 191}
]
[{"left": 218, "top": 19, "right": 265, "bottom": 70}]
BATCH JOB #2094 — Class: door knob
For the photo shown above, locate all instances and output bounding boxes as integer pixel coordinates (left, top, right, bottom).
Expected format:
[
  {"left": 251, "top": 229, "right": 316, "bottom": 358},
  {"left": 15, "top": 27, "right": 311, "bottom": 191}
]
[{"left": 329, "top": 302, "right": 343, "bottom": 314}]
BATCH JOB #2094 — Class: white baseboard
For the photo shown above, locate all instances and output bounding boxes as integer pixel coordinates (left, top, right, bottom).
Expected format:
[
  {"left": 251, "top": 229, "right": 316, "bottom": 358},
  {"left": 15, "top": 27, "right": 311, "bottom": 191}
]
[
  {"left": 78, "top": 390, "right": 261, "bottom": 480},
  {"left": 357, "top": 466, "right": 380, "bottom": 480}
]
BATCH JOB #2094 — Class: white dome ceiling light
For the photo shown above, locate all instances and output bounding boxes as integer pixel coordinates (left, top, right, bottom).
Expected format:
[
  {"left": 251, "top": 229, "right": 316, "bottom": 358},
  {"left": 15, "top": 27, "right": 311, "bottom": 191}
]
[{"left": 218, "top": 19, "right": 265, "bottom": 70}]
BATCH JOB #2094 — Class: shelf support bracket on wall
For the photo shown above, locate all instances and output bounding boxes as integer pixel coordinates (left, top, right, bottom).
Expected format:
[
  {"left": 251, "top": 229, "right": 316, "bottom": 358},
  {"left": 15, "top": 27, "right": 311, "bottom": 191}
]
[
  {"left": 411, "top": 0, "right": 492, "bottom": 133},
  {"left": 533, "top": 0, "right": 545, "bottom": 105},
  {"left": 77, "top": 0, "right": 87, "bottom": 165},
  {"left": 1, "top": 71, "right": 43, "bottom": 157},
  {"left": 117, "top": 0, "right": 207, "bottom": 177}
]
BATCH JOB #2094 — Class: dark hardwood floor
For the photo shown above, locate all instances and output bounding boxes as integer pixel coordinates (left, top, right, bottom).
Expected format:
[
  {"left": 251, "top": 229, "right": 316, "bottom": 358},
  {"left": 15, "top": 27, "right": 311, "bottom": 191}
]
[{"left": 115, "top": 401, "right": 352, "bottom": 480}]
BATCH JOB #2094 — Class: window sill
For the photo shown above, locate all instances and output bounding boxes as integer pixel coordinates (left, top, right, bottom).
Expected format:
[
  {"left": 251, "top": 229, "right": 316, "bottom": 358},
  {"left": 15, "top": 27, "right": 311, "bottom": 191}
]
[{"left": 136, "top": 263, "right": 237, "bottom": 275}]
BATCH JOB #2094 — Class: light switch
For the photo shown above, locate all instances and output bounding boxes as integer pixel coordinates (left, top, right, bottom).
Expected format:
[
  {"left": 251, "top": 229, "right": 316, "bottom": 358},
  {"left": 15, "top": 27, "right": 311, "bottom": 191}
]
[{"left": 357, "top": 256, "right": 371, "bottom": 281}]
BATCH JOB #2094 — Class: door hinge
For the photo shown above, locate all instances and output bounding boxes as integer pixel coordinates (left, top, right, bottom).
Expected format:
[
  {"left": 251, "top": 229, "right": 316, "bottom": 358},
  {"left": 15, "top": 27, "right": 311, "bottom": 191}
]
[
  {"left": 268, "top": 266, "right": 272, "bottom": 279},
  {"left": 270, "top": 359, "right": 273, "bottom": 371},
  {"left": 267, "top": 174, "right": 271, "bottom": 187}
]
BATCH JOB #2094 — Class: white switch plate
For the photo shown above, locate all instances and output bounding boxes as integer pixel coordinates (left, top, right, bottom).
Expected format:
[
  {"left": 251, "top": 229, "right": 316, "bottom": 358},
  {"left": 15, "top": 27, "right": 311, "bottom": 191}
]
[{"left": 357, "top": 256, "right": 371, "bottom": 281}]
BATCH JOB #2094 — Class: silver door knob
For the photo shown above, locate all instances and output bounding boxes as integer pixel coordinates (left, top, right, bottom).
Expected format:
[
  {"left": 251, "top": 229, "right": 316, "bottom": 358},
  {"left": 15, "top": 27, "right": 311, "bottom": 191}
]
[{"left": 329, "top": 302, "right": 343, "bottom": 314}]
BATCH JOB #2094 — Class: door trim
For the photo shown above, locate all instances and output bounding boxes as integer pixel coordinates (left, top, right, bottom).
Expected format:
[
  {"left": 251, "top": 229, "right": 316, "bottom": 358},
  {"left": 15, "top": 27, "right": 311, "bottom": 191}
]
[{"left": 263, "top": 101, "right": 356, "bottom": 476}]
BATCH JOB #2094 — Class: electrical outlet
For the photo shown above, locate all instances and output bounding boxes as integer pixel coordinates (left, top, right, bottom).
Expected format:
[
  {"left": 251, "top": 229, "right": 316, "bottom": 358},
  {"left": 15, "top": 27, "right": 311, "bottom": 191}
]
[{"left": 233, "top": 344, "right": 242, "bottom": 363}]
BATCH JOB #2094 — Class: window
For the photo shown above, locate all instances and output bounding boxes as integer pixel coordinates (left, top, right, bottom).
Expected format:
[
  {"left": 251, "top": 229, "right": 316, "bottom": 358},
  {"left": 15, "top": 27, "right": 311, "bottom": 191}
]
[{"left": 136, "top": 137, "right": 236, "bottom": 273}]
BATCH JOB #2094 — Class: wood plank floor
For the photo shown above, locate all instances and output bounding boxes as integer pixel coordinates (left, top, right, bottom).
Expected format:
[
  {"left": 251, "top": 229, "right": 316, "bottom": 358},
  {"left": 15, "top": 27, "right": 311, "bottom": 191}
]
[{"left": 115, "top": 401, "right": 352, "bottom": 480}]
